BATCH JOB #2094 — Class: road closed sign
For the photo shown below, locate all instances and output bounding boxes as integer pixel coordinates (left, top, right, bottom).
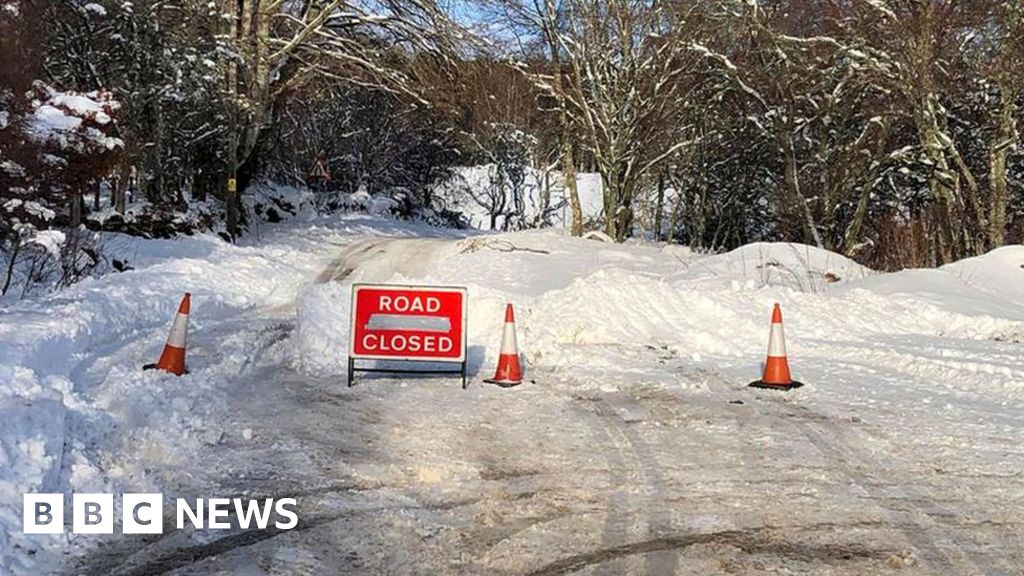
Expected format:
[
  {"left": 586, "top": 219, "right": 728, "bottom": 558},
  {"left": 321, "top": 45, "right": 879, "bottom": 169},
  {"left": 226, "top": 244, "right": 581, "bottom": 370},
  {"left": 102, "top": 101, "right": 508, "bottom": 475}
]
[{"left": 349, "top": 284, "right": 467, "bottom": 362}]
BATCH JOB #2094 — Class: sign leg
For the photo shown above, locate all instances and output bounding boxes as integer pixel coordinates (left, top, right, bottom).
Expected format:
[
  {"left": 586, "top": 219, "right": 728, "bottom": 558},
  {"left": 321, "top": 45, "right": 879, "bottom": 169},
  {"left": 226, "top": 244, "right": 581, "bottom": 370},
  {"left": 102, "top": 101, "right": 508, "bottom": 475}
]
[
  {"left": 347, "top": 357, "right": 355, "bottom": 387},
  {"left": 462, "top": 361, "right": 468, "bottom": 389}
]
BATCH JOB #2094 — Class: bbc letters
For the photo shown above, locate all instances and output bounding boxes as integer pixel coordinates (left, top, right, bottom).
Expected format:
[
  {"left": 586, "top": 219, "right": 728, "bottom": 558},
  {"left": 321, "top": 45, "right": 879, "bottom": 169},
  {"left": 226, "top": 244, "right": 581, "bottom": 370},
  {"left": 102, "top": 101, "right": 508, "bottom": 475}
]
[{"left": 24, "top": 493, "right": 298, "bottom": 534}]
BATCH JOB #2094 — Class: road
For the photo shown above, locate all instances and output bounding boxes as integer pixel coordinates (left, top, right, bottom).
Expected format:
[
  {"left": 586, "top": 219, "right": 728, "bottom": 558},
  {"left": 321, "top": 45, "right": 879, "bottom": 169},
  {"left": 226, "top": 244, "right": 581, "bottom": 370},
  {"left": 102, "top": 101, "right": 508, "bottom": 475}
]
[{"left": 68, "top": 235, "right": 1024, "bottom": 576}]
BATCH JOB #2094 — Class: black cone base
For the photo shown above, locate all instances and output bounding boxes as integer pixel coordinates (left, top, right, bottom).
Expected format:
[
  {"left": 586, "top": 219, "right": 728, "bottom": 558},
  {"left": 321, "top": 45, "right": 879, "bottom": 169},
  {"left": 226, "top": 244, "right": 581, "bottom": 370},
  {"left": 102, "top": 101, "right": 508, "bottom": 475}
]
[
  {"left": 485, "top": 379, "right": 522, "bottom": 388},
  {"left": 142, "top": 363, "right": 189, "bottom": 375},
  {"left": 748, "top": 380, "right": 804, "bottom": 391}
]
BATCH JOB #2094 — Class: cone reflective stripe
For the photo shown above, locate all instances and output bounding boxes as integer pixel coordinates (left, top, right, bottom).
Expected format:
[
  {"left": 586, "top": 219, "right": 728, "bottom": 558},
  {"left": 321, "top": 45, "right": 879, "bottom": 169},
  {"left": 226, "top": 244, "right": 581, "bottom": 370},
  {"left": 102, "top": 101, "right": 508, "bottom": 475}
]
[
  {"left": 749, "top": 303, "right": 803, "bottom": 391},
  {"left": 486, "top": 303, "right": 523, "bottom": 387},
  {"left": 144, "top": 293, "right": 191, "bottom": 375}
]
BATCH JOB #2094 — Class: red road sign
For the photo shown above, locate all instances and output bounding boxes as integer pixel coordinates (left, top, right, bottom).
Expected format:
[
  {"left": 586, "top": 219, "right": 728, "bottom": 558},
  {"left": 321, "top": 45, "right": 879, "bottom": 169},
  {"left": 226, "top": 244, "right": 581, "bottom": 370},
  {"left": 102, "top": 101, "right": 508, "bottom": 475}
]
[{"left": 349, "top": 284, "right": 467, "bottom": 362}]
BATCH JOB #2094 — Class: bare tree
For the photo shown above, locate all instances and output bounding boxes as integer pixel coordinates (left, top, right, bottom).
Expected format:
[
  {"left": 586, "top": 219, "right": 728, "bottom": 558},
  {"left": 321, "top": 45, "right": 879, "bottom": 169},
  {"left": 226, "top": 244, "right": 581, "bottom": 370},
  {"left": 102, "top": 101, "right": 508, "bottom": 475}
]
[
  {"left": 976, "top": 1, "right": 1023, "bottom": 248},
  {"left": 529, "top": 0, "right": 708, "bottom": 240},
  {"left": 219, "top": 0, "right": 462, "bottom": 236}
]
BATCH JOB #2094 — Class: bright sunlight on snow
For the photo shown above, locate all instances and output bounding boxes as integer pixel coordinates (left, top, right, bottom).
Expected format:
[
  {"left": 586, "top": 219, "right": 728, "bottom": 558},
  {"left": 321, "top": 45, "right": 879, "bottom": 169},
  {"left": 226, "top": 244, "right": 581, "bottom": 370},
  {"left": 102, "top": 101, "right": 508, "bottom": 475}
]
[{"left": 3, "top": 210, "right": 1024, "bottom": 574}]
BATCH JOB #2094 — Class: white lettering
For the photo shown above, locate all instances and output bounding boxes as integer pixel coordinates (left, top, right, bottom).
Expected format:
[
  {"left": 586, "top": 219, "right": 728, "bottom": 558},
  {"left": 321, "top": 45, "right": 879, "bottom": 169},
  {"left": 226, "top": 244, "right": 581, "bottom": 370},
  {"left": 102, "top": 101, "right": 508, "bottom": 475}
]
[
  {"left": 362, "top": 334, "right": 378, "bottom": 350},
  {"left": 376, "top": 294, "right": 444, "bottom": 313},
  {"left": 233, "top": 498, "right": 274, "bottom": 530},
  {"left": 177, "top": 498, "right": 204, "bottom": 529},
  {"left": 359, "top": 333, "right": 458, "bottom": 356},
  {"left": 274, "top": 498, "right": 299, "bottom": 530},
  {"left": 208, "top": 498, "right": 231, "bottom": 529}
]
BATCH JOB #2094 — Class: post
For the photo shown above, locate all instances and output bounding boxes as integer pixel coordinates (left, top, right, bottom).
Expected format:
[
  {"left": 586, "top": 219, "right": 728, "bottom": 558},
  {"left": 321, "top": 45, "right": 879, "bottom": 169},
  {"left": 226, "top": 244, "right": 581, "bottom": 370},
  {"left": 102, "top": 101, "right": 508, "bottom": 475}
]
[
  {"left": 461, "top": 361, "right": 467, "bottom": 390},
  {"left": 347, "top": 357, "right": 355, "bottom": 387},
  {"left": 224, "top": 0, "right": 239, "bottom": 241}
]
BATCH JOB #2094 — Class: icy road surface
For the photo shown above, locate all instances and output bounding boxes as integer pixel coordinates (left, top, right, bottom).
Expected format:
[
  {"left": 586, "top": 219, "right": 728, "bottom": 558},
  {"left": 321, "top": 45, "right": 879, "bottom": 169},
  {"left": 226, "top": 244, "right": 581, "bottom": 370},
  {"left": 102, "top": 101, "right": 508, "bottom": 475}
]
[{"left": 3, "top": 215, "right": 1024, "bottom": 575}]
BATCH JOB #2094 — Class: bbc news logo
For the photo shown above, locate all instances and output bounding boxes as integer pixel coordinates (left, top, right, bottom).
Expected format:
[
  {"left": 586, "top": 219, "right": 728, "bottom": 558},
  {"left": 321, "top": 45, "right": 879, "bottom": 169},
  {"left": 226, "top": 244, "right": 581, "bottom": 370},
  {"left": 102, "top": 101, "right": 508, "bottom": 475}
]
[{"left": 24, "top": 494, "right": 298, "bottom": 534}]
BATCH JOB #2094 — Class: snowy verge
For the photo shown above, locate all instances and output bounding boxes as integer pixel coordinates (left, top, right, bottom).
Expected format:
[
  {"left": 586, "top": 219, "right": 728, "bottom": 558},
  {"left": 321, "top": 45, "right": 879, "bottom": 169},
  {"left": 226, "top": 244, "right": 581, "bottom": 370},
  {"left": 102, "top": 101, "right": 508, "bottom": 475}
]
[{"left": 0, "top": 214, "right": 456, "bottom": 573}]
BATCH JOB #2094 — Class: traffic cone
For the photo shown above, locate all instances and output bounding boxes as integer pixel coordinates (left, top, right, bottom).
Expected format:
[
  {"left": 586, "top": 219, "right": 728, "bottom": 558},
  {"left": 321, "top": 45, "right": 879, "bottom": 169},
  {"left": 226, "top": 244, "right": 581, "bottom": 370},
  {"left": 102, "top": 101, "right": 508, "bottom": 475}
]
[
  {"left": 485, "top": 303, "right": 523, "bottom": 387},
  {"left": 143, "top": 293, "right": 191, "bottom": 375},
  {"left": 749, "top": 303, "right": 803, "bottom": 391}
]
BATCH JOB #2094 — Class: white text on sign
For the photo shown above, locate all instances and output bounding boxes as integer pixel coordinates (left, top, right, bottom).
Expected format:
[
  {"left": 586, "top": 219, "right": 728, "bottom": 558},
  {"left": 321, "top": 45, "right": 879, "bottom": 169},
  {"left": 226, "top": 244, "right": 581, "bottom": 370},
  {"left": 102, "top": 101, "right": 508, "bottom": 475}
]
[
  {"left": 361, "top": 334, "right": 454, "bottom": 354},
  {"left": 378, "top": 295, "right": 442, "bottom": 313}
]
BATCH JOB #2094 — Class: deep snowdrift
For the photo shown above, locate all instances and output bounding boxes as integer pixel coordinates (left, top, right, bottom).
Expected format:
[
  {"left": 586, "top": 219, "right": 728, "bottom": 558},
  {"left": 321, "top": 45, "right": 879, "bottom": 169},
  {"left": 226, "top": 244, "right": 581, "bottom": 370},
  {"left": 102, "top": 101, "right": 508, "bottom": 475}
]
[{"left": 295, "top": 231, "right": 1024, "bottom": 388}]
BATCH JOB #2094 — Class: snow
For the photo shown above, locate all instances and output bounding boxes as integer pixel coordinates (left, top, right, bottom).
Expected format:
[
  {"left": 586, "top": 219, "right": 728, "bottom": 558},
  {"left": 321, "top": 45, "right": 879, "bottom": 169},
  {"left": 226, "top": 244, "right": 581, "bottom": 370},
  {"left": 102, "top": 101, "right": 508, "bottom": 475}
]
[
  {"left": 864, "top": 0, "right": 897, "bottom": 20},
  {"left": 26, "top": 86, "right": 122, "bottom": 151},
  {"left": 30, "top": 104, "right": 82, "bottom": 134},
  {"left": 0, "top": 160, "right": 25, "bottom": 177},
  {"left": 5, "top": 199, "right": 58, "bottom": 221},
  {"left": 2, "top": 210, "right": 1024, "bottom": 573},
  {"left": 434, "top": 165, "right": 605, "bottom": 230},
  {"left": 942, "top": 245, "right": 1024, "bottom": 304},
  {"left": 25, "top": 230, "right": 65, "bottom": 257},
  {"left": 82, "top": 2, "right": 106, "bottom": 15}
]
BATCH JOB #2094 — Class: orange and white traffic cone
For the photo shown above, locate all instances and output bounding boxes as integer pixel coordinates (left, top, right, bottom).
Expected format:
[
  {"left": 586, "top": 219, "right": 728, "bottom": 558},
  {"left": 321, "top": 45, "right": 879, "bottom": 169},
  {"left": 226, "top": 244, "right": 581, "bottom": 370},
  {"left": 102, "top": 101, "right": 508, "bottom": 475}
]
[
  {"left": 485, "top": 303, "right": 523, "bottom": 387},
  {"left": 749, "top": 303, "right": 803, "bottom": 391},
  {"left": 144, "top": 293, "right": 191, "bottom": 375}
]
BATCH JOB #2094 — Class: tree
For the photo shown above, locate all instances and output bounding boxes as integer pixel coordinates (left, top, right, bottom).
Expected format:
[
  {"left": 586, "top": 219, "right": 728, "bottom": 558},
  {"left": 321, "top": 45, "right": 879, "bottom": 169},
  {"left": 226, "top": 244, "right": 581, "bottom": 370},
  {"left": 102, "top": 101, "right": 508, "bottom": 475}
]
[
  {"left": 521, "top": 0, "right": 710, "bottom": 241},
  {"left": 219, "top": 0, "right": 461, "bottom": 237}
]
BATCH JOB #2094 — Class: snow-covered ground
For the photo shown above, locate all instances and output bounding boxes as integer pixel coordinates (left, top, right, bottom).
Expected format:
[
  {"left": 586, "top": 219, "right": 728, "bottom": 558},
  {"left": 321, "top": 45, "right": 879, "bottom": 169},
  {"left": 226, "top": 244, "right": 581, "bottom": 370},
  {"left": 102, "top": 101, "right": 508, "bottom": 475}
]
[{"left": 2, "top": 212, "right": 1024, "bottom": 574}]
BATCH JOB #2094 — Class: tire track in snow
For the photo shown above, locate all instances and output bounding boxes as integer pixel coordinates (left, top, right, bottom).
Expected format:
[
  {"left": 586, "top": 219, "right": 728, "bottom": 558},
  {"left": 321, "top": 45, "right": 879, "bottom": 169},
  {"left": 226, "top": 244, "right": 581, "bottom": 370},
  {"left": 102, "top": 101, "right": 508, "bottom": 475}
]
[
  {"left": 766, "top": 397, "right": 1017, "bottom": 575},
  {"left": 569, "top": 391, "right": 681, "bottom": 576},
  {"left": 692, "top": 365, "right": 1019, "bottom": 575},
  {"left": 594, "top": 394, "right": 680, "bottom": 576},
  {"left": 525, "top": 522, "right": 897, "bottom": 576},
  {"left": 570, "top": 395, "right": 635, "bottom": 576},
  {"left": 80, "top": 495, "right": 488, "bottom": 576}
]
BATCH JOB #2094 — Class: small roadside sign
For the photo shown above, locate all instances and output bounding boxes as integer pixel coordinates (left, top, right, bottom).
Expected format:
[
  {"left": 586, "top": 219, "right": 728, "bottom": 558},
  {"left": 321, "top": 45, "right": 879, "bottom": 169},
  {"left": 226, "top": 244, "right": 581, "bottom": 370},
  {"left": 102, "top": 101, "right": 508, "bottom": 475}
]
[{"left": 348, "top": 284, "right": 468, "bottom": 387}]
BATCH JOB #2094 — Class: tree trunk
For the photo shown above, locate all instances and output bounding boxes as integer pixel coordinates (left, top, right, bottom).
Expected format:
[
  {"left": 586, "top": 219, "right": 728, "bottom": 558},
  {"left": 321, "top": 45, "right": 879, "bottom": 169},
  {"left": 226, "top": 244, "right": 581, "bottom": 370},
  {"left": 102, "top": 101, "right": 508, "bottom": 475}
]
[
  {"left": 694, "top": 175, "right": 708, "bottom": 249},
  {"left": 654, "top": 172, "right": 666, "bottom": 241},
  {"left": 115, "top": 167, "right": 128, "bottom": 214},
  {"left": 2, "top": 239, "right": 20, "bottom": 296},
  {"left": 987, "top": 80, "right": 1017, "bottom": 248},
  {"left": 554, "top": 85, "right": 582, "bottom": 235},
  {"left": 225, "top": 0, "right": 240, "bottom": 240},
  {"left": 777, "top": 127, "right": 823, "bottom": 248},
  {"left": 603, "top": 169, "right": 634, "bottom": 242},
  {"left": 70, "top": 189, "right": 82, "bottom": 227},
  {"left": 910, "top": 88, "right": 965, "bottom": 263}
]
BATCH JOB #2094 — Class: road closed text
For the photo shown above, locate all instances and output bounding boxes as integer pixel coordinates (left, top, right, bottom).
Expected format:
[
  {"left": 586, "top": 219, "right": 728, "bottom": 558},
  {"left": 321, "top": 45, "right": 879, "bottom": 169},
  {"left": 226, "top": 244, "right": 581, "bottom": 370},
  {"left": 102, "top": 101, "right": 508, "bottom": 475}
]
[
  {"left": 360, "top": 332, "right": 454, "bottom": 354},
  {"left": 350, "top": 285, "right": 467, "bottom": 361}
]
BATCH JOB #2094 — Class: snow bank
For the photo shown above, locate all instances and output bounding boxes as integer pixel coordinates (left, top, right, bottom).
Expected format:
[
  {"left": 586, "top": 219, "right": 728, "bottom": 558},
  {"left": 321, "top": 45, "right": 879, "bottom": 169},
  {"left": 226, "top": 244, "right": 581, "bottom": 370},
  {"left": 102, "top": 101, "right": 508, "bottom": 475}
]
[
  {"left": 295, "top": 282, "right": 350, "bottom": 376},
  {"left": 293, "top": 230, "right": 1024, "bottom": 397},
  {"left": 672, "top": 241, "right": 872, "bottom": 291},
  {"left": 0, "top": 219, "right": 356, "bottom": 573},
  {"left": 942, "top": 245, "right": 1024, "bottom": 304}
]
